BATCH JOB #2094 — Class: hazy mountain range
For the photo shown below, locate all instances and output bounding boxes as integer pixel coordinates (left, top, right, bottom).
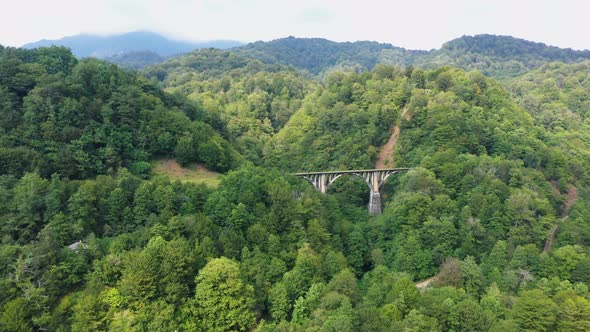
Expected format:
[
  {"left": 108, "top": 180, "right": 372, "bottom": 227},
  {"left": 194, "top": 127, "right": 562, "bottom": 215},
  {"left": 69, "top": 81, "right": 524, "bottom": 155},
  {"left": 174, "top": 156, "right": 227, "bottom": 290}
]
[
  {"left": 22, "top": 31, "right": 243, "bottom": 58},
  {"left": 20, "top": 31, "right": 590, "bottom": 78}
]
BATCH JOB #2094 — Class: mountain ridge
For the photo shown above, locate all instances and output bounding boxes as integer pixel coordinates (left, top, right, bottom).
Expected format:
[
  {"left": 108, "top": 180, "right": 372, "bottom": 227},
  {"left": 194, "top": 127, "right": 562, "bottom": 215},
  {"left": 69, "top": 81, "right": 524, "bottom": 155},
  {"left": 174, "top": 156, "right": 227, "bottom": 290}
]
[
  {"left": 19, "top": 33, "right": 590, "bottom": 77},
  {"left": 234, "top": 34, "right": 590, "bottom": 78},
  {"left": 22, "top": 31, "right": 243, "bottom": 58}
]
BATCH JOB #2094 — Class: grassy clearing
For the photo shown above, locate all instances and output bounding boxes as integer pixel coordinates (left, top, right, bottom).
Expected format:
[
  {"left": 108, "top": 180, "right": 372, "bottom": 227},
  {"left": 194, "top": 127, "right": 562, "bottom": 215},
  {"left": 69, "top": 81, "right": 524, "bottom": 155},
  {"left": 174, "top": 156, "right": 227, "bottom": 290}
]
[{"left": 151, "top": 159, "right": 221, "bottom": 188}]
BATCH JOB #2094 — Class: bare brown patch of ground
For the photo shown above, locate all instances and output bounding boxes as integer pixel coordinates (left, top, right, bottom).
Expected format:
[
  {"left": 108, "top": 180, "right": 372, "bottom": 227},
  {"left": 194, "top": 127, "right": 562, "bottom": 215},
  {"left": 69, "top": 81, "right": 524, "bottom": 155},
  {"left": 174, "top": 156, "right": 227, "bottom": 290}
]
[
  {"left": 544, "top": 184, "right": 578, "bottom": 253},
  {"left": 416, "top": 276, "right": 438, "bottom": 290},
  {"left": 151, "top": 159, "right": 221, "bottom": 187},
  {"left": 376, "top": 126, "right": 400, "bottom": 169}
]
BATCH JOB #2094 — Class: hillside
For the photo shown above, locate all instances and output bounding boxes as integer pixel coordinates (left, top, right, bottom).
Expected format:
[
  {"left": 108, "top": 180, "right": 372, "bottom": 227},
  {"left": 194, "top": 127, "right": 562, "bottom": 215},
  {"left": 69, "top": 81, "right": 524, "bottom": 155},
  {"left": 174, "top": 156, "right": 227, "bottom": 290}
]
[
  {"left": 509, "top": 61, "right": 590, "bottom": 128},
  {"left": 22, "top": 33, "right": 590, "bottom": 76},
  {"left": 4, "top": 41, "right": 590, "bottom": 331},
  {"left": 508, "top": 61, "right": 590, "bottom": 252},
  {"left": 231, "top": 35, "right": 590, "bottom": 79},
  {"left": 0, "top": 45, "right": 239, "bottom": 180},
  {"left": 234, "top": 36, "right": 423, "bottom": 75},
  {"left": 415, "top": 35, "right": 590, "bottom": 79},
  {"left": 144, "top": 48, "right": 318, "bottom": 162}
]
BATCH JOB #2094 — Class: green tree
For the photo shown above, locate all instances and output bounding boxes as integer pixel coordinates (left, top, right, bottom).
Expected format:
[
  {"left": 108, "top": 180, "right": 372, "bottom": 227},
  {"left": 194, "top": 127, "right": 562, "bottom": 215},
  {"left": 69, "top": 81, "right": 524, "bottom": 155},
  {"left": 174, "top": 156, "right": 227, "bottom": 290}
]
[
  {"left": 0, "top": 298, "right": 33, "bottom": 332},
  {"left": 268, "top": 282, "right": 289, "bottom": 322},
  {"left": 513, "top": 289, "right": 557, "bottom": 332},
  {"left": 557, "top": 296, "right": 590, "bottom": 332},
  {"left": 190, "top": 257, "right": 255, "bottom": 331}
]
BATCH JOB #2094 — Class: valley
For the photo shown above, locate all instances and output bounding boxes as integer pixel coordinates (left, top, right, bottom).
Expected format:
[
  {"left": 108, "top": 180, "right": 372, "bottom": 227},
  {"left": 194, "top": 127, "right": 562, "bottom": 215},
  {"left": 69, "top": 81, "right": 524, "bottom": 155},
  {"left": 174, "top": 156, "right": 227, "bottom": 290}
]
[{"left": 2, "top": 34, "right": 590, "bottom": 331}]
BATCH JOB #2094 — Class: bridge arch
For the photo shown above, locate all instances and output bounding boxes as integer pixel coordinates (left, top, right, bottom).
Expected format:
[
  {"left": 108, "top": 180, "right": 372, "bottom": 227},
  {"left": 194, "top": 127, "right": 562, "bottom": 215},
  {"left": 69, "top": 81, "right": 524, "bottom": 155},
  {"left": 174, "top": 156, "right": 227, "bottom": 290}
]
[
  {"left": 326, "top": 173, "right": 371, "bottom": 193},
  {"left": 295, "top": 168, "right": 411, "bottom": 214}
]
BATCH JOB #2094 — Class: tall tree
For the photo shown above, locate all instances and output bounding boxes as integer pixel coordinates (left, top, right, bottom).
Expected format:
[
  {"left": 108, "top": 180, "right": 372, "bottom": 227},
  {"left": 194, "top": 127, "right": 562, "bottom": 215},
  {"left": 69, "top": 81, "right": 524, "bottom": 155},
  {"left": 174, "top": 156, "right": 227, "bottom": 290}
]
[{"left": 189, "top": 257, "right": 255, "bottom": 332}]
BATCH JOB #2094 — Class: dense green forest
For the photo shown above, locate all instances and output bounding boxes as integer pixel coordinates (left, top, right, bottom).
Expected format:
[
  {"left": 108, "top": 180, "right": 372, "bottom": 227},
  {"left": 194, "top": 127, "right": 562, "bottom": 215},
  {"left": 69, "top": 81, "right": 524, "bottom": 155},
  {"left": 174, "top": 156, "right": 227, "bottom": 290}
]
[
  {"left": 3, "top": 37, "right": 590, "bottom": 331},
  {"left": 231, "top": 35, "right": 590, "bottom": 79},
  {"left": 102, "top": 34, "right": 590, "bottom": 78}
]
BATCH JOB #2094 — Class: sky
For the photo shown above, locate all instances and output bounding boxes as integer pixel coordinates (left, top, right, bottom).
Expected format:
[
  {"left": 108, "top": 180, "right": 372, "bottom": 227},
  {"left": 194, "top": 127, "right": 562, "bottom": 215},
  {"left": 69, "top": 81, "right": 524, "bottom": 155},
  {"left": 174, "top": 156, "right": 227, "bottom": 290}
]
[{"left": 1, "top": 0, "right": 589, "bottom": 50}]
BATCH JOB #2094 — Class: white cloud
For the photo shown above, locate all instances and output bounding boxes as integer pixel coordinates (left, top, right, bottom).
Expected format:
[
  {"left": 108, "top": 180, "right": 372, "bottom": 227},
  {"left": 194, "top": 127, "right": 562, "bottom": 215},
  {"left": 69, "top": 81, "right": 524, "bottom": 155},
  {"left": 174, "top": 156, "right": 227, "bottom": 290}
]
[{"left": 1, "top": 0, "right": 588, "bottom": 50}]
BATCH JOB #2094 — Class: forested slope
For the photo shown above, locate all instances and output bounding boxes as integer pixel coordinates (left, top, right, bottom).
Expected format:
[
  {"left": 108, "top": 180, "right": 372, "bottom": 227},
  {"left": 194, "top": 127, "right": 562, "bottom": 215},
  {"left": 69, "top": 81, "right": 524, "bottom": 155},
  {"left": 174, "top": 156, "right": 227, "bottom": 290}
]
[
  {"left": 509, "top": 61, "right": 590, "bottom": 254},
  {"left": 234, "top": 36, "right": 423, "bottom": 75},
  {"left": 231, "top": 35, "right": 590, "bottom": 80},
  {"left": 0, "top": 45, "right": 239, "bottom": 179},
  {"left": 3, "top": 43, "right": 590, "bottom": 331},
  {"left": 414, "top": 35, "right": 590, "bottom": 79},
  {"left": 144, "top": 49, "right": 318, "bottom": 163}
]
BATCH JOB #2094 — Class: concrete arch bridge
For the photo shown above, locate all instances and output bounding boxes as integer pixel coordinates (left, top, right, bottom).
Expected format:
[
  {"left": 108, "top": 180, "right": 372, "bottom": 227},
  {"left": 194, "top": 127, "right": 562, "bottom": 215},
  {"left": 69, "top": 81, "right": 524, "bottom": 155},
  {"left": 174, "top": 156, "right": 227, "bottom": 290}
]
[{"left": 294, "top": 168, "right": 411, "bottom": 215}]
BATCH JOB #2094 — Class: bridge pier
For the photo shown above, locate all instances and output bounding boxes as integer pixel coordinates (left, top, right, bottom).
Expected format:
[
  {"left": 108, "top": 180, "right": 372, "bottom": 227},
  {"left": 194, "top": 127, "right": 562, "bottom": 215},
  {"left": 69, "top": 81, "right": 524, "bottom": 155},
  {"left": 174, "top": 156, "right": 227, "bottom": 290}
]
[
  {"left": 369, "top": 190, "right": 382, "bottom": 215},
  {"left": 295, "top": 168, "right": 410, "bottom": 215}
]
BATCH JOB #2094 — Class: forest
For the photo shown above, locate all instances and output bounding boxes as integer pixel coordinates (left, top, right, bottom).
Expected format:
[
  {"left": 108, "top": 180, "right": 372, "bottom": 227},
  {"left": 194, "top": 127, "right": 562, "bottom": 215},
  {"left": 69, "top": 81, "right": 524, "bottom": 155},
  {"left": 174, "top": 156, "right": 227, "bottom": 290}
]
[{"left": 2, "top": 35, "right": 590, "bottom": 331}]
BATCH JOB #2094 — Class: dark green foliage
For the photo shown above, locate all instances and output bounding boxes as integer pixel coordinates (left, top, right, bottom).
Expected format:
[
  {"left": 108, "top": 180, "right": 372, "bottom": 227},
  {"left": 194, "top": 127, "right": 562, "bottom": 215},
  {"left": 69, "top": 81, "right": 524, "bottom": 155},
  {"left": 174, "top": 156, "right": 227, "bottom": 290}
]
[
  {"left": 2, "top": 41, "right": 590, "bottom": 330},
  {"left": 234, "top": 36, "right": 421, "bottom": 75},
  {"left": 414, "top": 35, "right": 590, "bottom": 79},
  {"left": 230, "top": 35, "right": 590, "bottom": 79},
  {"left": 0, "top": 46, "right": 238, "bottom": 178}
]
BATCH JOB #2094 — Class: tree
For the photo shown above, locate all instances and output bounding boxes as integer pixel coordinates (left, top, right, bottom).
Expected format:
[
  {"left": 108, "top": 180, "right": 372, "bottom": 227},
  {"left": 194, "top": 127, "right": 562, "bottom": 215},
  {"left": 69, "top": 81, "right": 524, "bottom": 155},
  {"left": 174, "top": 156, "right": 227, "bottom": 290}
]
[
  {"left": 175, "top": 133, "right": 196, "bottom": 166},
  {"left": 8, "top": 173, "right": 48, "bottom": 243},
  {"left": 190, "top": 257, "right": 255, "bottom": 331},
  {"left": 401, "top": 309, "right": 439, "bottom": 332},
  {"left": 557, "top": 296, "right": 590, "bottom": 332},
  {"left": 268, "top": 282, "right": 289, "bottom": 322},
  {"left": 70, "top": 293, "right": 109, "bottom": 331},
  {"left": 461, "top": 256, "right": 485, "bottom": 297},
  {"left": 326, "top": 269, "right": 361, "bottom": 306},
  {"left": 435, "top": 257, "right": 463, "bottom": 288},
  {"left": 118, "top": 248, "right": 161, "bottom": 304},
  {"left": 0, "top": 298, "right": 33, "bottom": 332},
  {"left": 283, "top": 243, "right": 322, "bottom": 302},
  {"left": 456, "top": 298, "right": 485, "bottom": 331},
  {"left": 513, "top": 289, "right": 557, "bottom": 332},
  {"left": 347, "top": 225, "right": 369, "bottom": 275},
  {"left": 291, "top": 283, "right": 326, "bottom": 325}
]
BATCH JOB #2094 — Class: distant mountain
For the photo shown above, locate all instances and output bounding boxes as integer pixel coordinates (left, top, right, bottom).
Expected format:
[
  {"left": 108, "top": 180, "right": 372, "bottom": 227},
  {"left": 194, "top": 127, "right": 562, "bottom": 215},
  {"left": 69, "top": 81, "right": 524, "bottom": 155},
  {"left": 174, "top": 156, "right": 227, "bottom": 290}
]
[
  {"left": 22, "top": 33, "right": 590, "bottom": 77},
  {"left": 23, "top": 31, "right": 243, "bottom": 58},
  {"left": 231, "top": 35, "right": 590, "bottom": 79},
  {"left": 103, "top": 50, "right": 166, "bottom": 69}
]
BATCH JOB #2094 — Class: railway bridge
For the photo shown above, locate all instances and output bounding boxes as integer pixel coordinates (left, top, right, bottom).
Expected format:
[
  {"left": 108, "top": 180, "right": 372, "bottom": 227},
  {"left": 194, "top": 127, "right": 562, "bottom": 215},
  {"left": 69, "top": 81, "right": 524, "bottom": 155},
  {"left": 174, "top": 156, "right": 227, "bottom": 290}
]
[{"left": 294, "top": 168, "right": 411, "bottom": 215}]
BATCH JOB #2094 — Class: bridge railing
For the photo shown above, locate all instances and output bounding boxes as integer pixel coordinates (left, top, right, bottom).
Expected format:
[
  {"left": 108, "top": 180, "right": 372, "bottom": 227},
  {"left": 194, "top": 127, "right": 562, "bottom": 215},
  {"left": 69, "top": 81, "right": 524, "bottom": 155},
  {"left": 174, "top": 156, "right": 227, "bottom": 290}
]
[{"left": 294, "top": 168, "right": 412, "bottom": 176}]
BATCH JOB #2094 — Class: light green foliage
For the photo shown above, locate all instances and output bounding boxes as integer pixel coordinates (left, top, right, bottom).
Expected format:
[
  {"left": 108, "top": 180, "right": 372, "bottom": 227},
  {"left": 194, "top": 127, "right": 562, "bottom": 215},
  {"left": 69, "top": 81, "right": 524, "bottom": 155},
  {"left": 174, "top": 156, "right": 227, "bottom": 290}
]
[
  {"left": 401, "top": 309, "right": 439, "bottom": 332},
  {"left": 191, "top": 257, "right": 256, "bottom": 331},
  {"left": 3, "top": 41, "right": 590, "bottom": 330},
  {"left": 557, "top": 296, "right": 590, "bottom": 331},
  {"left": 513, "top": 289, "right": 558, "bottom": 331},
  {"left": 0, "top": 298, "right": 33, "bottom": 332}
]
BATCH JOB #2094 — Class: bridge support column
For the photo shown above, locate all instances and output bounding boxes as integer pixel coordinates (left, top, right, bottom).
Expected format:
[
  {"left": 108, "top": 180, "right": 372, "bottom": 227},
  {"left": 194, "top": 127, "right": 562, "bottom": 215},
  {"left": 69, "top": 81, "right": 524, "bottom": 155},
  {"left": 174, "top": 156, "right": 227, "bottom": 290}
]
[
  {"left": 369, "top": 190, "right": 382, "bottom": 215},
  {"left": 318, "top": 174, "right": 327, "bottom": 193},
  {"left": 368, "top": 171, "right": 382, "bottom": 215}
]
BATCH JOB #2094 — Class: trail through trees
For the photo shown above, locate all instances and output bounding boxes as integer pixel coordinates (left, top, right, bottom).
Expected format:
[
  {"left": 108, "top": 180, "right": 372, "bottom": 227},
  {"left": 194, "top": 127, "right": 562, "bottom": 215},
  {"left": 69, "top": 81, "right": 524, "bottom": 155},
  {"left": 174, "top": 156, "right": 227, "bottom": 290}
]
[
  {"left": 543, "top": 185, "right": 578, "bottom": 253},
  {"left": 376, "top": 126, "right": 400, "bottom": 168}
]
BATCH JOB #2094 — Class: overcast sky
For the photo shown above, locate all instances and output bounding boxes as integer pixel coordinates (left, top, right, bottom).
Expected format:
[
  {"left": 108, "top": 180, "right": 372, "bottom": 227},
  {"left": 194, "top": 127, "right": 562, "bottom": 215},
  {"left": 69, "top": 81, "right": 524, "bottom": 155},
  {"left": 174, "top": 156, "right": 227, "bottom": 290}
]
[{"left": 1, "top": 0, "right": 588, "bottom": 50}]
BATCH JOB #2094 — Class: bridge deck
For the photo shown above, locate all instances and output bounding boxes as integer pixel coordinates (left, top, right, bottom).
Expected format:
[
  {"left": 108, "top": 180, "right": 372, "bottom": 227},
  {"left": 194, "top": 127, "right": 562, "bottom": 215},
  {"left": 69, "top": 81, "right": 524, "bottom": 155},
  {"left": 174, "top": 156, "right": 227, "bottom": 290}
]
[{"left": 294, "top": 168, "right": 411, "bottom": 176}]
